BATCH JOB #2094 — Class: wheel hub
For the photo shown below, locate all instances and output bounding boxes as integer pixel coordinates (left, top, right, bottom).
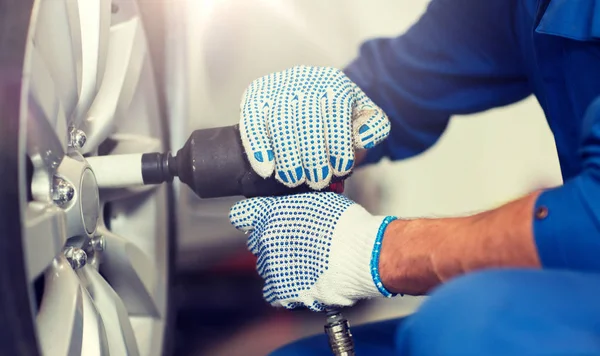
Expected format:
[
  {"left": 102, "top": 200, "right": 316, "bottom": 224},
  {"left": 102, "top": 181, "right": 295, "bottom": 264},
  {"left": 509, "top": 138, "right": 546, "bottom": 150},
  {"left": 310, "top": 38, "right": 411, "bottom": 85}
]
[{"left": 55, "top": 152, "right": 100, "bottom": 238}]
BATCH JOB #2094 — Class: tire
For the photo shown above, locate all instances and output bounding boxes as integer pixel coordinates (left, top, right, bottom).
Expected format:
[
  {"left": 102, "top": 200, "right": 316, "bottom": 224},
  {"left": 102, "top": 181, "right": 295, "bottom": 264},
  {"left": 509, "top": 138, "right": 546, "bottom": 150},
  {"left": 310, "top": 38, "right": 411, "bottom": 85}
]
[{"left": 0, "top": 0, "right": 43, "bottom": 354}]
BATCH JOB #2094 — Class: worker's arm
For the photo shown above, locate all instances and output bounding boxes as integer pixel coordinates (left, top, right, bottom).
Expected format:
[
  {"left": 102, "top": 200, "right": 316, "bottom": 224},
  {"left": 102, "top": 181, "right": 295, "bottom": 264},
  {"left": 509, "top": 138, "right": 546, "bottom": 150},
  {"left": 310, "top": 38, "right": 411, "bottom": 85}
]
[
  {"left": 345, "top": 0, "right": 531, "bottom": 166},
  {"left": 381, "top": 96, "right": 600, "bottom": 295},
  {"left": 380, "top": 192, "right": 541, "bottom": 295}
]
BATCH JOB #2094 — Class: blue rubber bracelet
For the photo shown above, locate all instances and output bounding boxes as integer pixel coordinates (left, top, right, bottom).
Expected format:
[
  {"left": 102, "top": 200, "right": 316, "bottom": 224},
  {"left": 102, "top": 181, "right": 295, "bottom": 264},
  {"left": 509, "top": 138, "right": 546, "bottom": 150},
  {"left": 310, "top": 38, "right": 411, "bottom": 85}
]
[{"left": 370, "top": 216, "right": 398, "bottom": 298}]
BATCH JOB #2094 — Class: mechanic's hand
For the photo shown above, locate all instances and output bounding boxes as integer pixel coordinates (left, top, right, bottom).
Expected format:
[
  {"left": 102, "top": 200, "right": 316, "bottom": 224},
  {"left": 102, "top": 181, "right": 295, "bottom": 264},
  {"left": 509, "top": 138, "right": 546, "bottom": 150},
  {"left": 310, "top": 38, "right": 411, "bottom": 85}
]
[
  {"left": 229, "top": 192, "right": 397, "bottom": 311},
  {"left": 240, "top": 66, "right": 390, "bottom": 190}
]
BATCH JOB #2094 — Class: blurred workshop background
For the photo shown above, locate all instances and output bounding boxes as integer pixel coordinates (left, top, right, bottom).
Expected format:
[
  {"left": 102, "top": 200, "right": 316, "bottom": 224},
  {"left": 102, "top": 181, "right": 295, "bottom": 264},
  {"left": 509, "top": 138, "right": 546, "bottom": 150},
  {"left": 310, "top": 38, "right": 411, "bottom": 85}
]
[{"left": 165, "top": 1, "right": 563, "bottom": 355}]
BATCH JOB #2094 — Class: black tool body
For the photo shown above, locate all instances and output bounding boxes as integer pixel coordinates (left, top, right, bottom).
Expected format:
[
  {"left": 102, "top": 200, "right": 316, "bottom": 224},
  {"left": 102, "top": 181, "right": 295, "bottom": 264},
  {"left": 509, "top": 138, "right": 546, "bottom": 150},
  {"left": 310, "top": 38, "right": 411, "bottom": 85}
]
[{"left": 141, "top": 124, "right": 346, "bottom": 199}]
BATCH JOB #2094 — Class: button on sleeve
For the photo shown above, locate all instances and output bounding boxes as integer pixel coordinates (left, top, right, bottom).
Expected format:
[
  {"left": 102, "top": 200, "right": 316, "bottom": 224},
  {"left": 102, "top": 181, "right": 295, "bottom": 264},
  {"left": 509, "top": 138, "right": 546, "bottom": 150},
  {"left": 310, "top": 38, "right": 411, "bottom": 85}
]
[
  {"left": 533, "top": 177, "right": 600, "bottom": 271},
  {"left": 533, "top": 96, "right": 600, "bottom": 272}
]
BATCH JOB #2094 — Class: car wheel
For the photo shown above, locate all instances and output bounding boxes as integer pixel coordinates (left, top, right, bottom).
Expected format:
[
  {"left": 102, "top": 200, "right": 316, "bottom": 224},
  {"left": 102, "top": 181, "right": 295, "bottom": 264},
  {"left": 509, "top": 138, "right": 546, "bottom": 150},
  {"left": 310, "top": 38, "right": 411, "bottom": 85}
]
[{"left": 0, "top": 0, "right": 174, "bottom": 355}]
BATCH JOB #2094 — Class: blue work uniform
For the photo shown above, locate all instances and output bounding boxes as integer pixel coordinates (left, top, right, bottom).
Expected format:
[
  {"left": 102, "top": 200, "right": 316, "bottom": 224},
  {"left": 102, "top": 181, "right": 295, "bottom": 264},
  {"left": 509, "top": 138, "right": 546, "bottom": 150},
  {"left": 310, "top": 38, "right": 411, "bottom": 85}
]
[{"left": 272, "top": 0, "right": 600, "bottom": 354}]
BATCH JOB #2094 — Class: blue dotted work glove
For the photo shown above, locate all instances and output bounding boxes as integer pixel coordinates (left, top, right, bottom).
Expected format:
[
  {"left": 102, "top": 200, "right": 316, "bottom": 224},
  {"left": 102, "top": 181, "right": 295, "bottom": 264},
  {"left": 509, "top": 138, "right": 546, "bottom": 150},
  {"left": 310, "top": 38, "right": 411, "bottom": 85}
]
[
  {"left": 240, "top": 66, "right": 391, "bottom": 190},
  {"left": 229, "top": 192, "right": 397, "bottom": 311}
]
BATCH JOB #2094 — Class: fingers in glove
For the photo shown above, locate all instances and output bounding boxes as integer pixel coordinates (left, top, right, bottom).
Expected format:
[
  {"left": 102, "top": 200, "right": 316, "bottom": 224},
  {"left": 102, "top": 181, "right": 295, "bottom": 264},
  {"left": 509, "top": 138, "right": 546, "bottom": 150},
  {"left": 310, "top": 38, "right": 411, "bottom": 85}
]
[
  {"left": 352, "top": 85, "right": 391, "bottom": 149},
  {"left": 229, "top": 197, "right": 273, "bottom": 232},
  {"left": 263, "top": 284, "right": 280, "bottom": 306},
  {"left": 269, "top": 92, "right": 304, "bottom": 187},
  {"left": 229, "top": 197, "right": 273, "bottom": 255},
  {"left": 296, "top": 91, "right": 331, "bottom": 190},
  {"left": 282, "top": 300, "right": 326, "bottom": 312},
  {"left": 256, "top": 249, "right": 271, "bottom": 275},
  {"left": 308, "top": 301, "right": 327, "bottom": 312},
  {"left": 263, "top": 286, "right": 329, "bottom": 312},
  {"left": 240, "top": 84, "right": 275, "bottom": 178},
  {"left": 263, "top": 287, "right": 311, "bottom": 310},
  {"left": 324, "top": 81, "right": 355, "bottom": 176}
]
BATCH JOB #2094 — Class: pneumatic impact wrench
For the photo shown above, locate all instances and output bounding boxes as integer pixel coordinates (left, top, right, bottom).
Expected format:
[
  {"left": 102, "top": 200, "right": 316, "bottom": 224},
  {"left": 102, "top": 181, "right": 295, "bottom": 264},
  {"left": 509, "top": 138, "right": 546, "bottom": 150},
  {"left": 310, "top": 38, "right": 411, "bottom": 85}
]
[{"left": 88, "top": 123, "right": 356, "bottom": 355}]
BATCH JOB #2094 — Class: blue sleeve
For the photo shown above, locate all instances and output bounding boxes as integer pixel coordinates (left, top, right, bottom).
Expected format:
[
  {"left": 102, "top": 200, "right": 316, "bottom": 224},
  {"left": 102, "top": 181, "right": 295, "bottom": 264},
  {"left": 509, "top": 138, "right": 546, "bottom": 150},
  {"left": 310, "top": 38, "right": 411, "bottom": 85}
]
[
  {"left": 534, "top": 97, "right": 600, "bottom": 272},
  {"left": 344, "top": 0, "right": 531, "bottom": 165}
]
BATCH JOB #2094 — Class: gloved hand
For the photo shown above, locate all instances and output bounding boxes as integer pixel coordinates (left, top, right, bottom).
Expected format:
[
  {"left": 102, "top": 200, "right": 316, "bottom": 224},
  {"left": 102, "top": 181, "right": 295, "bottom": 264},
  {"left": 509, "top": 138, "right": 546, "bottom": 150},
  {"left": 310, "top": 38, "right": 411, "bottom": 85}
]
[
  {"left": 229, "top": 192, "right": 397, "bottom": 311},
  {"left": 240, "top": 66, "right": 390, "bottom": 190}
]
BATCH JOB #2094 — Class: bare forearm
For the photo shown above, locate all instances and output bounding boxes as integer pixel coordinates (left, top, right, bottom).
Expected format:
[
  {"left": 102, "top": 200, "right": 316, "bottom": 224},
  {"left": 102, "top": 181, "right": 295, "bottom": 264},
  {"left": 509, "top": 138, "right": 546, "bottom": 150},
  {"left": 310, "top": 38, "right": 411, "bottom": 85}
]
[{"left": 379, "top": 191, "right": 542, "bottom": 295}]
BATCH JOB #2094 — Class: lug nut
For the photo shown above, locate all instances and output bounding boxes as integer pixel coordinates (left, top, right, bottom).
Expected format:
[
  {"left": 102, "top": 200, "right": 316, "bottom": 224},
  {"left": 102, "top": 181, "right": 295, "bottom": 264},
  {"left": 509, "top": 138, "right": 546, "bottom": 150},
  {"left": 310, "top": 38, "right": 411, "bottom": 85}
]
[
  {"left": 52, "top": 178, "right": 74, "bottom": 205},
  {"left": 90, "top": 236, "right": 105, "bottom": 251},
  {"left": 64, "top": 247, "right": 87, "bottom": 269},
  {"left": 69, "top": 128, "right": 87, "bottom": 149}
]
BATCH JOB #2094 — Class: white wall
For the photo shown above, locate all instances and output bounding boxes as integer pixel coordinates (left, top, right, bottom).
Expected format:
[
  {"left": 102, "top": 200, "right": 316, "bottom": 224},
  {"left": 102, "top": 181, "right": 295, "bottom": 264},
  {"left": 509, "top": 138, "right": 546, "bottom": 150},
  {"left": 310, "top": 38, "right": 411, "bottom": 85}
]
[{"left": 176, "top": 0, "right": 563, "bottom": 297}]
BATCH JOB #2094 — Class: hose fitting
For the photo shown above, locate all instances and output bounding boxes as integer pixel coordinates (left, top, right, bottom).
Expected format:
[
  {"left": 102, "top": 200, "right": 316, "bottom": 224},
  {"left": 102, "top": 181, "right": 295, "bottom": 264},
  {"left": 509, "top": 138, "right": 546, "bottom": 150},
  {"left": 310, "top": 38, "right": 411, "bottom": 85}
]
[{"left": 325, "top": 310, "right": 355, "bottom": 356}]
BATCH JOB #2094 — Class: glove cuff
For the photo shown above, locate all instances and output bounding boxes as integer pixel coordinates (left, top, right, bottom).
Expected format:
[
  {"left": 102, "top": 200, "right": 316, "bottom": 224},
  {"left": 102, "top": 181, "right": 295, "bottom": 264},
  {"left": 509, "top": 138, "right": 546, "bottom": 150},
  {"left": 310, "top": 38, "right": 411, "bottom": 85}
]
[{"left": 319, "top": 205, "right": 397, "bottom": 305}]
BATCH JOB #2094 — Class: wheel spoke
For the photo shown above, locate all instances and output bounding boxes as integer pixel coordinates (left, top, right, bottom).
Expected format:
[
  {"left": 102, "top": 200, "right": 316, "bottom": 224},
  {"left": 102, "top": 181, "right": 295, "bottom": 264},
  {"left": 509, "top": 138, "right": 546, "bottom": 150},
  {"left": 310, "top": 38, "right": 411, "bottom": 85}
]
[
  {"left": 29, "top": 45, "right": 69, "bottom": 150},
  {"left": 27, "top": 46, "right": 67, "bottom": 187},
  {"left": 82, "top": 17, "right": 146, "bottom": 153},
  {"left": 27, "top": 102, "right": 65, "bottom": 200},
  {"left": 33, "top": 0, "right": 79, "bottom": 119},
  {"left": 96, "top": 0, "right": 111, "bottom": 90},
  {"left": 81, "top": 279, "right": 110, "bottom": 356},
  {"left": 37, "top": 258, "right": 84, "bottom": 356},
  {"left": 79, "top": 265, "right": 140, "bottom": 356},
  {"left": 66, "top": 0, "right": 112, "bottom": 125},
  {"left": 24, "top": 202, "right": 67, "bottom": 282},
  {"left": 97, "top": 226, "right": 162, "bottom": 318}
]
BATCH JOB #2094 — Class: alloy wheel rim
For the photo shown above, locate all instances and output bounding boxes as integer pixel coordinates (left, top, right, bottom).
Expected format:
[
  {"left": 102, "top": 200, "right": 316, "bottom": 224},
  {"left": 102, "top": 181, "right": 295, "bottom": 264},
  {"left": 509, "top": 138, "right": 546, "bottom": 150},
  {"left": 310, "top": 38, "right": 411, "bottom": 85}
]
[{"left": 20, "top": 1, "right": 168, "bottom": 355}]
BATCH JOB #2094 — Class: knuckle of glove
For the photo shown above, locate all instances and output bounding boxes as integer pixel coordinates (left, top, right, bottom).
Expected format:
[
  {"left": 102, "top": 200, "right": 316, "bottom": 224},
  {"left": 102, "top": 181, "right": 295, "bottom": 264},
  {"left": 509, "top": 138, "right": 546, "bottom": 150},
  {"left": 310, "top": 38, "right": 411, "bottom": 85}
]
[{"left": 244, "top": 66, "right": 361, "bottom": 186}]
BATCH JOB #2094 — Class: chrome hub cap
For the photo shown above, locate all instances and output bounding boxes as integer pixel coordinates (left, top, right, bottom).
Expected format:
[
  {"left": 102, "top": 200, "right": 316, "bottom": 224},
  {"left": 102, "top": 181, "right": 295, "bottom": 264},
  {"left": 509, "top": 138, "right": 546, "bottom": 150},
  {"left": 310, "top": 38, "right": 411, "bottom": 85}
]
[{"left": 55, "top": 152, "right": 100, "bottom": 238}]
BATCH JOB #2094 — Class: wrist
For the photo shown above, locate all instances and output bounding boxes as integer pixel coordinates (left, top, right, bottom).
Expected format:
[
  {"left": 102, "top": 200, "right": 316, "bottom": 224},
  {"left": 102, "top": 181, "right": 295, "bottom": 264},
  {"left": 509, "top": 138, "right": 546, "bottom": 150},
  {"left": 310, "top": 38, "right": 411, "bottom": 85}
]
[
  {"left": 370, "top": 216, "right": 398, "bottom": 298},
  {"left": 378, "top": 218, "right": 446, "bottom": 295}
]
